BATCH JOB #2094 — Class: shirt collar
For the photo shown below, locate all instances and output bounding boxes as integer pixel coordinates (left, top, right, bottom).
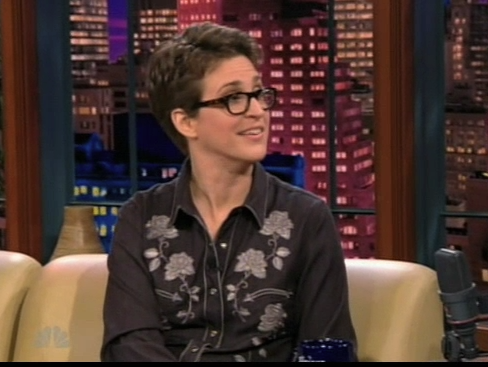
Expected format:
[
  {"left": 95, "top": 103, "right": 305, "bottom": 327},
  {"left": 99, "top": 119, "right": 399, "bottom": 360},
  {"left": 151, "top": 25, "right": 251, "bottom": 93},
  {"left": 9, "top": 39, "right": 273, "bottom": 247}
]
[{"left": 169, "top": 158, "right": 268, "bottom": 228}]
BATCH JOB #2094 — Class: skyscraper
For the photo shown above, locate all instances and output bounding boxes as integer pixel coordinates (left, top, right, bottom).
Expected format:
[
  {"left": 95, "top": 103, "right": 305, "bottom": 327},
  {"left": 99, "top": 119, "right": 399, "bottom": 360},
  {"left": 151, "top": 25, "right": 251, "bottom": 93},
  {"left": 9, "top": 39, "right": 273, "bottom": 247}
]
[
  {"left": 178, "top": 0, "right": 376, "bottom": 257},
  {"left": 334, "top": 0, "right": 374, "bottom": 114},
  {"left": 133, "top": 0, "right": 178, "bottom": 54},
  {"left": 70, "top": 0, "right": 110, "bottom": 87},
  {"left": 70, "top": 0, "right": 114, "bottom": 149},
  {"left": 334, "top": 0, "right": 373, "bottom": 89},
  {"left": 447, "top": 0, "right": 488, "bottom": 107}
]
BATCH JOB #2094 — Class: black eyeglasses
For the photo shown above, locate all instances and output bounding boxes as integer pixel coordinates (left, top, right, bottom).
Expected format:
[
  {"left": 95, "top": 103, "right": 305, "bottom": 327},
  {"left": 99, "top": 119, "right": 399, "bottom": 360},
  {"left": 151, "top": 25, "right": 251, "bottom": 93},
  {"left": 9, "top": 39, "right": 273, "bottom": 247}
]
[{"left": 193, "top": 87, "right": 277, "bottom": 116}]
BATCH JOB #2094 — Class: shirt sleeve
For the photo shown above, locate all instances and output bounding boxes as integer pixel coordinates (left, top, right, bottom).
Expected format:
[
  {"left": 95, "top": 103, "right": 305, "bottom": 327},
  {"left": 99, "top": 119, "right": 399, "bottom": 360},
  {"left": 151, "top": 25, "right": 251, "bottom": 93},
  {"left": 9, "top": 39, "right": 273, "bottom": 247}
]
[
  {"left": 100, "top": 194, "right": 178, "bottom": 362},
  {"left": 294, "top": 199, "right": 358, "bottom": 359}
]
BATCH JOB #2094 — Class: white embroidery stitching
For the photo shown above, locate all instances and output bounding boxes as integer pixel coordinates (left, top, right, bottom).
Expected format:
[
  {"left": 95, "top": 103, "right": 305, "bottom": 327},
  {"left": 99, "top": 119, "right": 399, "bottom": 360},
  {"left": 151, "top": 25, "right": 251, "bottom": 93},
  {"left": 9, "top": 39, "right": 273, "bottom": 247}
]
[
  {"left": 144, "top": 211, "right": 295, "bottom": 358},
  {"left": 144, "top": 215, "right": 200, "bottom": 323},
  {"left": 228, "top": 211, "right": 294, "bottom": 360}
]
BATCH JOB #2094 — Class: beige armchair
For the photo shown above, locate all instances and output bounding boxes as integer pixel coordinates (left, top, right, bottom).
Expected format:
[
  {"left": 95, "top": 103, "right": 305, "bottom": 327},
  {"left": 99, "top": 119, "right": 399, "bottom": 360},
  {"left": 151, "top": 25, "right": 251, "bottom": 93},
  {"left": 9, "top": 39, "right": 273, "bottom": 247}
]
[
  {"left": 10, "top": 254, "right": 446, "bottom": 362},
  {"left": 346, "top": 258, "right": 445, "bottom": 362},
  {"left": 0, "top": 250, "right": 42, "bottom": 362},
  {"left": 12, "top": 254, "right": 108, "bottom": 362}
]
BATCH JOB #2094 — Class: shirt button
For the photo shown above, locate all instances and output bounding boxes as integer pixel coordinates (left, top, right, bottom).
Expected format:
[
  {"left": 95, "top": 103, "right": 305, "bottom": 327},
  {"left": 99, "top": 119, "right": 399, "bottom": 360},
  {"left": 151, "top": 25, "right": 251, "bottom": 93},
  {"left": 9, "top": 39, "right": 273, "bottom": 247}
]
[
  {"left": 191, "top": 347, "right": 199, "bottom": 353},
  {"left": 220, "top": 242, "right": 228, "bottom": 249},
  {"left": 210, "top": 330, "right": 219, "bottom": 337},
  {"left": 209, "top": 288, "right": 218, "bottom": 295}
]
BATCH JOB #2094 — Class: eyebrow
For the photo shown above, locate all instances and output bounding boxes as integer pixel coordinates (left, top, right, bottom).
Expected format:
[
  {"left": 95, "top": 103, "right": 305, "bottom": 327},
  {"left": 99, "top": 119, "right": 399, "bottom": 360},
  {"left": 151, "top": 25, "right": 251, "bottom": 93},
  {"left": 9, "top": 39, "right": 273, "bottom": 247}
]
[{"left": 216, "top": 75, "right": 262, "bottom": 94}]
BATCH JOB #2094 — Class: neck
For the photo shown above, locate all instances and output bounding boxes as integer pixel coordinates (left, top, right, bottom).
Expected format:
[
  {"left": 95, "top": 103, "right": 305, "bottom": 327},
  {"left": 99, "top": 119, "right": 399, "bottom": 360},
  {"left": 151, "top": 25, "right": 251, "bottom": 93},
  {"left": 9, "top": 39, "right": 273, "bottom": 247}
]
[{"left": 189, "top": 156, "right": 254, "bottom": 215}]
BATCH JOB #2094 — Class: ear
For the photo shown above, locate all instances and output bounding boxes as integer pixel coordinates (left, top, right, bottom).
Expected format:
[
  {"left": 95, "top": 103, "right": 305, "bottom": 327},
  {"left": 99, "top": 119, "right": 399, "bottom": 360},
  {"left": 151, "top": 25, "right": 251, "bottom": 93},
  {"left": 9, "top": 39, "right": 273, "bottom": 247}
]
[{"left": 170, "top": 108, "right": 198, "bottom": 139}]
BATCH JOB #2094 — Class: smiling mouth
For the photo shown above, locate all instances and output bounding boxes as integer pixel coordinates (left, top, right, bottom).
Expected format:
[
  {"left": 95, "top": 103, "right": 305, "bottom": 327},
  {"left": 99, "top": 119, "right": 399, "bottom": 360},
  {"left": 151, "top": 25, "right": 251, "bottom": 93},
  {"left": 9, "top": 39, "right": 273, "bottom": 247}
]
[{"left": 238, "top": 127, "right": 265, "bottom": 136}]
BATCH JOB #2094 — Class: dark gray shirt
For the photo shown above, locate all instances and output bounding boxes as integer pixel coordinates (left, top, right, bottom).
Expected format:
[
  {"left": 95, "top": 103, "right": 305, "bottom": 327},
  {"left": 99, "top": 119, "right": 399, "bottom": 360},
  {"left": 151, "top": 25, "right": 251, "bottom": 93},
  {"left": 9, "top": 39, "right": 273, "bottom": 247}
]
[{"left": 101, "top": 160, "right": 357, "bottom": 362}]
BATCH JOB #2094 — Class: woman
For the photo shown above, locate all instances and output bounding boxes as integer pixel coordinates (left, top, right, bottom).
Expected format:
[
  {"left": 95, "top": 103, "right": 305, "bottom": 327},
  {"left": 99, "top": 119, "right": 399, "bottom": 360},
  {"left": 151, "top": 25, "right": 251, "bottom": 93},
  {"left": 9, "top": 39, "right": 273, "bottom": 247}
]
[{"left": 101, "top": 21, "right": 357, "bottom": 362}]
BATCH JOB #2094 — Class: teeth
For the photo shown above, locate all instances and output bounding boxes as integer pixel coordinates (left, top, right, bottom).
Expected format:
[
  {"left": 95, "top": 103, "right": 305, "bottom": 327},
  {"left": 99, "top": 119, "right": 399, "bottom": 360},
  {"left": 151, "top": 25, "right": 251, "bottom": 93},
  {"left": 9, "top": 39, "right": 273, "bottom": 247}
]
[{"left": 241, "top": 128, "right": 263, "bottom": 135}]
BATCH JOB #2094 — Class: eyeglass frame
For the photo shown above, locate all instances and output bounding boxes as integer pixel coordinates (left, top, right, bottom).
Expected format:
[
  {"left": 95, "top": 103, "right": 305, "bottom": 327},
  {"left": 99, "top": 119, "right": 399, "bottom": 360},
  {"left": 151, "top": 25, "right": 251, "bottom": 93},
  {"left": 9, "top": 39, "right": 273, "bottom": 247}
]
[{"left": 192, "top": 87, "right": 278, "bottom": 116}]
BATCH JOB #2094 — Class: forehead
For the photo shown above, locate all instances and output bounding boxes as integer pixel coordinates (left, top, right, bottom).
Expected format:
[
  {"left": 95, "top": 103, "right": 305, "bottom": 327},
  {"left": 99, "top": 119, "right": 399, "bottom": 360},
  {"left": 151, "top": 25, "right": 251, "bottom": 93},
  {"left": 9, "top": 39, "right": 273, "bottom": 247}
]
[{"left": 201, "top": 56, "right": 260, "bottom": 95}]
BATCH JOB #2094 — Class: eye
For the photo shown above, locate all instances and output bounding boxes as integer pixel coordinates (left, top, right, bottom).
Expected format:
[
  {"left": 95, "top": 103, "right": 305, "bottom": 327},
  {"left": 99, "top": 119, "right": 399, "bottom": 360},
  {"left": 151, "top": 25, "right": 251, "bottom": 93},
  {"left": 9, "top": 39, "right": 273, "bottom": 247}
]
[
  {"left": 259, "top": 88, "right": 273, "bottom": 98},
  {"left": 227, "top": 93, "right": 247, "bottom": 103}
]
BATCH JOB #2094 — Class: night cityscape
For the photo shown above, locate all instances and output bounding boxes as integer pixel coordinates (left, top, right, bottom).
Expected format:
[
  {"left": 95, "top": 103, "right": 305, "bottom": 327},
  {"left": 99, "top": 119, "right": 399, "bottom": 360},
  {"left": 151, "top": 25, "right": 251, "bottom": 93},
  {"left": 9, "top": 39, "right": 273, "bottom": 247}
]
[
  {"left": 1, "top": 0, "right": 488, "bottom": 285},
  {"left": 47, "top": 0, "right": 488, "bottom": 281},
  {"left": 70, "top": 0, "right": 376, "bottom": 259}
]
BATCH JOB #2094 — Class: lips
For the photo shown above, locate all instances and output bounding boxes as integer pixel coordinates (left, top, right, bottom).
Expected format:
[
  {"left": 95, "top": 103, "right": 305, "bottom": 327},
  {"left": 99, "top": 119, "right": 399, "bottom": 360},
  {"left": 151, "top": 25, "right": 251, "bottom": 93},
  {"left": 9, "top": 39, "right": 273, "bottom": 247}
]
[{"left": 238, "top": 127, "right": 265, "bottom": 136}]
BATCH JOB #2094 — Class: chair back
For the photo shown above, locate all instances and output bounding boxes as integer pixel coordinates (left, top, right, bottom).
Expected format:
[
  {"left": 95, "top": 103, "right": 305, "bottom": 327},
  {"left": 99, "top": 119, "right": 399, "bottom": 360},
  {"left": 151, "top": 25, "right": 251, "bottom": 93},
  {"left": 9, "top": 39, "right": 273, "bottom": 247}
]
[
  {"left": 12, "top": 254, "right": 108, "bottom": 362},
  {"left": 0, "top": 250, "right": 42, "bottom": 362},
  {"left": 345, "top": 258, "right": 445, "bottom": 362}
]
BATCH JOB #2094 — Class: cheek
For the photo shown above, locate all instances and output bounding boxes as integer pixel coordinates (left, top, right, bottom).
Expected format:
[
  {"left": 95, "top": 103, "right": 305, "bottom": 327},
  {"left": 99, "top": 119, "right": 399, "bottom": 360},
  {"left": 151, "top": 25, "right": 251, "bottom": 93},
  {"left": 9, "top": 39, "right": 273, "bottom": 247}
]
[{"left": 197, "top": 113, "right": 238, "bottom": 140}]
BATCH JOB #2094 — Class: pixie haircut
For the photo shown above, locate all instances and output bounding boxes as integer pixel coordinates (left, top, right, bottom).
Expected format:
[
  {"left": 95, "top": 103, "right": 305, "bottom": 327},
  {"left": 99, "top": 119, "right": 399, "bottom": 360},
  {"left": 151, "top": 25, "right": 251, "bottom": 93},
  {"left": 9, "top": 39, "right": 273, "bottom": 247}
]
[{"left": 145, "top": 22, "right": 263, "bottom": 155}]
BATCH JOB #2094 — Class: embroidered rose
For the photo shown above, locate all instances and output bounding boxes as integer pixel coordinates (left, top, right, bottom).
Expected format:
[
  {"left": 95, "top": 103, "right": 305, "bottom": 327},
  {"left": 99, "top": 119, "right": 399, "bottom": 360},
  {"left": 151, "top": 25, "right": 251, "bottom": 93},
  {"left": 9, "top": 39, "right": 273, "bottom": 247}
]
[
  {"left": 145, "top": 215, "right": 178, "bottom": 240},
  {"left": 258, "top": 211, "right": 293, "bottom": 270},
  {"left": 226, "top": 211, "right": 294, "bottom": 324},
  {"left": 155, "top": 252, "right": 200, "bottom": 323},
  {"left": 259, "top": 211, "right": 294, "bottom": 240},
  {"left": 235, "top": 249, "right": 267, "bottom": 279},
  {"left": 144, "top": 215, "right": 199, "bottom": 324},
  {"left": 164, "top": 252, "right": 195, "bottom": 281},
  {"left": 258, "top": 303, "right": 287, "bottom": 333},
  {"left": 144, "top": 215, "right": 180, "bottom": 272}
]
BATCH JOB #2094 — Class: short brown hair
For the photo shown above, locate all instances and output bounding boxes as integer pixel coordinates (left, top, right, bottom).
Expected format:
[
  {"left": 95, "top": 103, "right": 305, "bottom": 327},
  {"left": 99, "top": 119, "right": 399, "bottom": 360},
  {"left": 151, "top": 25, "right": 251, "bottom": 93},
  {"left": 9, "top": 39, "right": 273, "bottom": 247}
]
[{"left": 145, "top": 22, "right": 263, "bottom": 155}]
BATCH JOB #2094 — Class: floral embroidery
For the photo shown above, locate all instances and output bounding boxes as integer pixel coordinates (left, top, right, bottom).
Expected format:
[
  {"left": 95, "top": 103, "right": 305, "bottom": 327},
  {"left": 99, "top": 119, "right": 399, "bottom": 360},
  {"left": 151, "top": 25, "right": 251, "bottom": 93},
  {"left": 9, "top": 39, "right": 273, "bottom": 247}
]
[
  {"left": 235, "top": 249, "right": 268, "bottom": 279},
  {"left": 231, "top": 303, "right": 288, "bottom": 360},
  {"left": 163, "top": 252, "right": 200, "bottom": 322},
  {"left": 226, "top": 211, "right": 294, "bottom": 328},
  {"left": 227, "top": 249, "right": 267, "bottom": 321},
  {"left": 146, "top": 215, "right": 178, "bottom": 241},
  {"left": 248, "top": 303, "right": 288, "bottom": 358},
  {"left": 144, "top": 211, "right": 294, "bottom": 346},
  {"left": 259, "top": 211, "right": 293, "bottom": 239},
  {"left": 164, "top": 252, "right": 195, "bottom": 281},
  {"left": 258, "top": 303, "right": 287, "bottom": 333},
  {"left": 144, "top": 215, "right": 200, "bottom": 323},
  {"left": 260, "top": 211, "right": 293, "bottom": 270},
  {"left": 144, "top": 215, "right": 179, "bottom": 271}
]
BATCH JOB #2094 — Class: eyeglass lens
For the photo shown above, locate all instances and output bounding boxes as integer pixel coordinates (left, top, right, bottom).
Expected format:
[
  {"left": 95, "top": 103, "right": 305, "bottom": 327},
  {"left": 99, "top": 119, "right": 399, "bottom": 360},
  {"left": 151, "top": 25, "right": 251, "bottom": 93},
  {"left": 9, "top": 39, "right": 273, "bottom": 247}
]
[{"left": 228, "top": 89, "right": 275, "bottom": 114}]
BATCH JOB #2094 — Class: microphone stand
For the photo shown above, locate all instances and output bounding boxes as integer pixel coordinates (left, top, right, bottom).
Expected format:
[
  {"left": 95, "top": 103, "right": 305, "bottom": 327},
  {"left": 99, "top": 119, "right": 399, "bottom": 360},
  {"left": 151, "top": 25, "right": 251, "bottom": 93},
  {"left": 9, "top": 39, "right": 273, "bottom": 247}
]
[
  {"left": 441, "top": 313, "right": 488, "bottom": 362},
  {"left": 442, "top": 327, "right": 474, "bottom": 362},
  {"left": 439, "top": 284, "right": 488, "bottom": 362}
]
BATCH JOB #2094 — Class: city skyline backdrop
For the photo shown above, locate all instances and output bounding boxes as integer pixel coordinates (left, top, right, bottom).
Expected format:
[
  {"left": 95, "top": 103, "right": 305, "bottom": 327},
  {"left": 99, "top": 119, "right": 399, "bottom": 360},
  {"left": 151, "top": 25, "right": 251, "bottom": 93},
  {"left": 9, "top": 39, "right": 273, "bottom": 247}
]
[
  {"left": 97, "top": 0, "right": 488, "bottom": 287},
  {"left": 107, "top": 0, "right": 454, "bottom": 62},
  {"left": 70, "top": 0, "right": 377, "bottom": 259},
  {"left": 3, "top": 0, "right": 488, "bottom": 285}
]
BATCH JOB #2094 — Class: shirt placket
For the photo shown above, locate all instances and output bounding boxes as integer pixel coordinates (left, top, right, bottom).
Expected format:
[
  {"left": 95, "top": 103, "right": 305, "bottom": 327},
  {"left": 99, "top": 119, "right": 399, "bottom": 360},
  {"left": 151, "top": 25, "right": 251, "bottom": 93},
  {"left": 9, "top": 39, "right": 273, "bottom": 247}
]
[{"left": 201, "top": 215, "right": 240, "bottom": 350}]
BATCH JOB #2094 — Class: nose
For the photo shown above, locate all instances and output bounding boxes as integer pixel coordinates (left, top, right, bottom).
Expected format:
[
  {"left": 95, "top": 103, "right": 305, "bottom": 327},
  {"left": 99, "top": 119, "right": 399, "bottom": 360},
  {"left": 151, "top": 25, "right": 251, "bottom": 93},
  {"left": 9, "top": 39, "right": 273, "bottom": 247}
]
[{"left": 246, "top": 96, "right": 266, "bottom": 117}]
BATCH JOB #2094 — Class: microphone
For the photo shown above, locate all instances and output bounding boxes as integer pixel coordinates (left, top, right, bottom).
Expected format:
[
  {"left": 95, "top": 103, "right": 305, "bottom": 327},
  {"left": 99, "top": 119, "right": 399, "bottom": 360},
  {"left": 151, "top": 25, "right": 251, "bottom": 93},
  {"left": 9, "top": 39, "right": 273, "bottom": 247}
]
[{"left": 434, "top": 248, "right": 479, "bottom": 361}]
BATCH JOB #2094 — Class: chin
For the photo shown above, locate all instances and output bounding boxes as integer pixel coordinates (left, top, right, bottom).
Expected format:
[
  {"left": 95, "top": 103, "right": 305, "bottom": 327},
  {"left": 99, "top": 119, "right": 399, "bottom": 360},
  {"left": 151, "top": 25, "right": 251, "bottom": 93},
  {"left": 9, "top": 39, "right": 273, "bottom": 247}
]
[
  {"left": 240, "top": 150, "right": 267, "bottom": 164},
  {"left": 219, "top": 143, "right": 268, "bottom": 165}
]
